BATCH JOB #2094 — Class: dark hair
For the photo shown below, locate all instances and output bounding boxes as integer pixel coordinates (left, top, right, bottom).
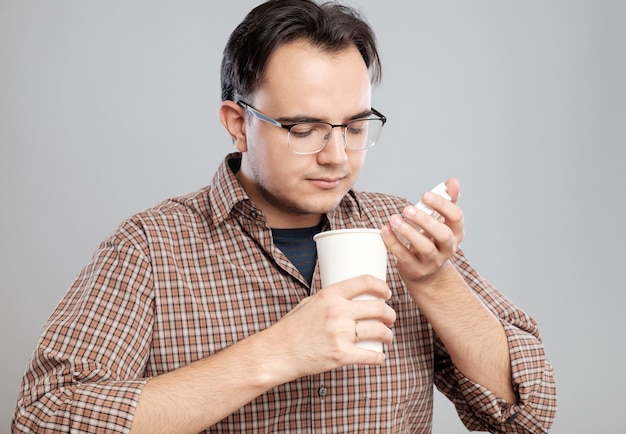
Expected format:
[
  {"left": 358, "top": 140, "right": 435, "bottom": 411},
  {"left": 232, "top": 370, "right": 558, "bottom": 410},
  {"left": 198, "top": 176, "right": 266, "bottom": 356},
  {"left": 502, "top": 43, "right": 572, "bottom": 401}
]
[{"left": 220, "top": 0, "right": 382, "bottom": 102}]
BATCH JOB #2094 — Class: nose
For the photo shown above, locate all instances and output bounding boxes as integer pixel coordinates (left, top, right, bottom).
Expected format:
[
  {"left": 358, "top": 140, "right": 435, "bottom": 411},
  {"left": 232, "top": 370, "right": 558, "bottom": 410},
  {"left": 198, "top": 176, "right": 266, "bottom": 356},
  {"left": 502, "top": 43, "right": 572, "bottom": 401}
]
[{"left": 317, "top": 127, "right": 348, "bottom": 165}]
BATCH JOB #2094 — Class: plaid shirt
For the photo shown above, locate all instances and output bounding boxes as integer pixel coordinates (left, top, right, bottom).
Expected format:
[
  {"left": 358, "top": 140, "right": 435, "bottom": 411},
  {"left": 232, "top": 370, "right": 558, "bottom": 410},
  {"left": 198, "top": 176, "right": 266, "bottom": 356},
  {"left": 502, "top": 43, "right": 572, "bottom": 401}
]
[{"left": 13, "top": 153, "right": 556, "bottom": 433}]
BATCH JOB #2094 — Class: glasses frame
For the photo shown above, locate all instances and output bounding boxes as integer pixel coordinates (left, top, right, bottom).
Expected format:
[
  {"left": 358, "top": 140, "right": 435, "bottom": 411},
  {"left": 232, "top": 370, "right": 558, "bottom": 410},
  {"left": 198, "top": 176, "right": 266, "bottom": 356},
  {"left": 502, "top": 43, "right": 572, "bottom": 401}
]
[{"left": 237, "top": 101, "right": 387, "bottom": 155}]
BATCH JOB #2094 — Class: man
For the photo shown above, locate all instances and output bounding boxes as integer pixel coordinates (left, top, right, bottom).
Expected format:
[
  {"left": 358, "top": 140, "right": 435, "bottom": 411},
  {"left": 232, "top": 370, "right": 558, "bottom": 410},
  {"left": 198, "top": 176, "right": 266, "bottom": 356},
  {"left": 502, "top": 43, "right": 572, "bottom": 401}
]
[{"left": 13, "top": 1, "right": 556, "bottom": 432}]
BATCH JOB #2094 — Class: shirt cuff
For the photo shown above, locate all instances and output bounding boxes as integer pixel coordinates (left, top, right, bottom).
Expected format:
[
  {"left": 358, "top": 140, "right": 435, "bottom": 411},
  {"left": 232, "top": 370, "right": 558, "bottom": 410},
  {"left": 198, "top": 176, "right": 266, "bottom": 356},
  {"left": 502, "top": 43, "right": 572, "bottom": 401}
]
[
  {"left": 69, "top": 379, "right": 148, "bottom": 433},
  {"left": 454, "top": 321, "right": 557, "bottom": 433}
]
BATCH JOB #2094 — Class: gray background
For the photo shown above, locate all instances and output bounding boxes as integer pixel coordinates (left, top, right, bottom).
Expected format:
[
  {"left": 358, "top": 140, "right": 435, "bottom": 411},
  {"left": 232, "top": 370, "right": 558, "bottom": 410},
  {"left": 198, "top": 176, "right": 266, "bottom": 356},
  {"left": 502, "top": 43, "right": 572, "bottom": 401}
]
[{"left": 1, "top": 1, "right": 624, "bottom": 432}]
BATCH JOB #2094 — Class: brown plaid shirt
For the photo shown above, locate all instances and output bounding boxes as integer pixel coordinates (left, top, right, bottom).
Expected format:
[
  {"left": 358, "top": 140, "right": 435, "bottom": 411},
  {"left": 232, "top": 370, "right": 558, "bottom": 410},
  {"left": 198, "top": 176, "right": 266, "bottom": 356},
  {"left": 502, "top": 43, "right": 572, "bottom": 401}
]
[{"left": 13, "top": 153, "right": 556, "bottom": 433}]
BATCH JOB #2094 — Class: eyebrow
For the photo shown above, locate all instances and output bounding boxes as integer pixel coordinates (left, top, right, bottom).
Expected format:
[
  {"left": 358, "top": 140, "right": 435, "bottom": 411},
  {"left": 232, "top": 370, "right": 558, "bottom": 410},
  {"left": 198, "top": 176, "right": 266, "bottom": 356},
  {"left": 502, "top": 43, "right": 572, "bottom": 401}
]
[{"left": 277, "top": 108, "right": 374, "bottom": 124}]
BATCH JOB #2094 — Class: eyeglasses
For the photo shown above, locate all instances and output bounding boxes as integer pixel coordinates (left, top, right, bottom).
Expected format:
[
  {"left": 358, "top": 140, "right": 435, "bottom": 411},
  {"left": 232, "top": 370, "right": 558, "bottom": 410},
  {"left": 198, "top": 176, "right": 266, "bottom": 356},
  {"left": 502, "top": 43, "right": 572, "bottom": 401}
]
[{"left": 238, "top": 101, "right": 387, "bottom": 155}]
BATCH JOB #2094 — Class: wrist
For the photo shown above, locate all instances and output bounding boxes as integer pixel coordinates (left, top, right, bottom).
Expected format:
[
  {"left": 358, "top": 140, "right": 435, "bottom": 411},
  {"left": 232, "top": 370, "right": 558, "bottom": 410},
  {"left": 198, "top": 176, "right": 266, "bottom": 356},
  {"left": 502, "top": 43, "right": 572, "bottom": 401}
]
[{"left": 406, "top": 260, "right": 461, "bottom": 300}]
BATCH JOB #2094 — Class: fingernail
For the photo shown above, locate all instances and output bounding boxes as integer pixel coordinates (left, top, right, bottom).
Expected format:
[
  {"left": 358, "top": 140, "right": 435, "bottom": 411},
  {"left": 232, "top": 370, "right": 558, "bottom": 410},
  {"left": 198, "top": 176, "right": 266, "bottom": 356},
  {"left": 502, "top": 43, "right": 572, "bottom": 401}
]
[{"left": 390, "top": 215, "right": 404, "bottom": 228}]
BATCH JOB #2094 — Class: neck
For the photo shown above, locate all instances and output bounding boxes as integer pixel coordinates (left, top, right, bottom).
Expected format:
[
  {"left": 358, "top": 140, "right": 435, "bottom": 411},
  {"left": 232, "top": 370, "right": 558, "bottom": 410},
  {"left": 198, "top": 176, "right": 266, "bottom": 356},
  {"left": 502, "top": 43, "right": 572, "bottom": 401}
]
[{"left": 235, "top": 170, "right": 324, "bottom": 229}]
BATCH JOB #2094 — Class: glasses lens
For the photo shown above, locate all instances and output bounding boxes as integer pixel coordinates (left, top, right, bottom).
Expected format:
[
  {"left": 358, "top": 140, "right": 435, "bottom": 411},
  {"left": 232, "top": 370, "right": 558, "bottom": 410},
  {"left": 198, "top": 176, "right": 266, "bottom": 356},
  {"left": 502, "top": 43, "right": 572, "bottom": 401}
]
[
  {"left": 345, "top": 119, "right": 383, "bottom": 150},
  {"left": 288, "top": 123, "right": 332, "bottom": 154}
]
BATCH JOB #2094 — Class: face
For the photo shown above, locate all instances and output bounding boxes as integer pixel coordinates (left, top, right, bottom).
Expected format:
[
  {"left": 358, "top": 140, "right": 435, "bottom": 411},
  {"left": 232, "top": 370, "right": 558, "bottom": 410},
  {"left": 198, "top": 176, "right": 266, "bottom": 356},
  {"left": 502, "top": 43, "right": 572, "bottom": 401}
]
[{"left": 235, "top": 40, "right": 373, "bottom": 228}]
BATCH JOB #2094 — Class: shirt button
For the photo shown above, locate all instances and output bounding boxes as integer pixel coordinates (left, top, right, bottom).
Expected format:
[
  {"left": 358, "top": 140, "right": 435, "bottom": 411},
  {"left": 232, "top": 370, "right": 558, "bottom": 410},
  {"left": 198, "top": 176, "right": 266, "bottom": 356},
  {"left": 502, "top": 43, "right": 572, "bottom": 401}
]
[
  {"left": 318, "top": 386, "right": 328, "bottom": 397},
  {"left": 251, "top": 210, "right": 258, "bottom": 219}
]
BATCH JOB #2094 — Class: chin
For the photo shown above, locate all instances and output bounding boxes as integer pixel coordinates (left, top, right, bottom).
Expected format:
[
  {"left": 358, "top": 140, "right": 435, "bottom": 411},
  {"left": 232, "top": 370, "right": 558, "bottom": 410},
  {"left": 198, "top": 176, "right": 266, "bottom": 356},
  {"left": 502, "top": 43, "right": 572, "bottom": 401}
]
[{"left": 304, "top": 194, "right": 346, "bottom": 214}]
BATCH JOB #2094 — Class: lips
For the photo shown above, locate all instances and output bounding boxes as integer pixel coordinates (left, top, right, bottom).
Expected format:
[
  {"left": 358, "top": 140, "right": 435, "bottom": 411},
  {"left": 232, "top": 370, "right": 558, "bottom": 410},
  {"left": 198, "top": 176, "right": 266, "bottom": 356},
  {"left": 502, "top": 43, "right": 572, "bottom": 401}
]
[{"left": 309, "top": 176, "right": 345, "bottom": 190}]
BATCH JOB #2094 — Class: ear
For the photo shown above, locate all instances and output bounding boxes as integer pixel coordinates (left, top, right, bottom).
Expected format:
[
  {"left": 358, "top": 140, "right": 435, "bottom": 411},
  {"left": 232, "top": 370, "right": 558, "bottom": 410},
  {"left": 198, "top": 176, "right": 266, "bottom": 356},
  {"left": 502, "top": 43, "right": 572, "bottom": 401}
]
[{"left": 219, "top": 100, "right": 248, "bottom": 152}]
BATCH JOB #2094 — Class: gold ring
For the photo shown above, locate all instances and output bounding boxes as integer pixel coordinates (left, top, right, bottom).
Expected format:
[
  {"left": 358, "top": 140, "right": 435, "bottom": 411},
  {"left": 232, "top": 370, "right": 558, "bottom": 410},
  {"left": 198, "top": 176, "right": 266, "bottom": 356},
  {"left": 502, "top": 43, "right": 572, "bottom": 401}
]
[{"left": 355, "top": 321, "right": 360, "bottom": 343}]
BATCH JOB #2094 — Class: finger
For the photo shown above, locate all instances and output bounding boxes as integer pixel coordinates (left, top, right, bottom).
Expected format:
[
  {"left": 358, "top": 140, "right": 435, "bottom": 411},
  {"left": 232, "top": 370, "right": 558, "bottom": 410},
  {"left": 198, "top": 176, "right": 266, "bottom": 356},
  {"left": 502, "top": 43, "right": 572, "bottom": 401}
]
[
  {"left": 445, "top": 177, "right": 461, "bottom": 203},
  {"left": 418, "top": 194, "right": 464, "bottom": 244},
  {"left": 325, "top": 274, "right": 392, "bottom": 301},
  {"left": 381, "top": 224, "right": 426, "bottom": 264},
  {"left": 388, "top": 213, "right": 432, "bottom": 251},
  {"left": 353, "top": 319, "right": 394, "bottom": 345},
  {"left": 400, "top": 216, "right": 457, "bottom": 262},
  {"left": 352, "top": 297, "right": 397, "bottom": 327},
  {"left": 419, "top": 192, "right": 453, "bottom": 221},
  {"left": 382, "top": 224, "right": 447, "bottom": 277},
  {"left": 353, "top": 348, "right": 387, "bottom": 365}
]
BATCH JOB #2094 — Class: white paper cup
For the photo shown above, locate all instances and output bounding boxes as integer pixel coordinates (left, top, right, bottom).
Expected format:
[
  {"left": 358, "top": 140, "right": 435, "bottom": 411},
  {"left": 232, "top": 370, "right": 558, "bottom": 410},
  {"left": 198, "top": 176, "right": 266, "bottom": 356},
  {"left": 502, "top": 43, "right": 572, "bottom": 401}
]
[{"left": 314, "top": 228, "right": 388, "bottom": 352}]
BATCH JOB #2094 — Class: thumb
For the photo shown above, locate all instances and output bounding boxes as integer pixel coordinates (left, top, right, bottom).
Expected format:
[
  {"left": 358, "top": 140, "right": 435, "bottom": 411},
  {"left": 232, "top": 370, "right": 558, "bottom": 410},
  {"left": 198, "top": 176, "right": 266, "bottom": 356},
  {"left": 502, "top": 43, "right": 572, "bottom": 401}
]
[{"left": 445, "top": 178, "right": 461, "bottom": 203}]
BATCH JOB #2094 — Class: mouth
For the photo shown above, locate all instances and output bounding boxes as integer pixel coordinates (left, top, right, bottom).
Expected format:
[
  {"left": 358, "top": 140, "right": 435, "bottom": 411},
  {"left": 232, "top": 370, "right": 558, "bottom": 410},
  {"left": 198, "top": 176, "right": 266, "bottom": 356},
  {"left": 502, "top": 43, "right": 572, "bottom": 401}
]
[{"left": 308, "top": 176, "right": 345, "bottom": 190}]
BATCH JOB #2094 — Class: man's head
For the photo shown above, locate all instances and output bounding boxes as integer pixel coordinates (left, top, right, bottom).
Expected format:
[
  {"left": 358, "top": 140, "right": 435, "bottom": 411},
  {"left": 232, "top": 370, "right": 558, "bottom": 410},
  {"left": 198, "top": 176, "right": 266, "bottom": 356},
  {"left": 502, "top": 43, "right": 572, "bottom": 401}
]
[
  {"left": 221, "top": 0, "right": 381, "bottom": 103},
  {"left": 219, "top": 1, "right": 384, "bottom": 228}
]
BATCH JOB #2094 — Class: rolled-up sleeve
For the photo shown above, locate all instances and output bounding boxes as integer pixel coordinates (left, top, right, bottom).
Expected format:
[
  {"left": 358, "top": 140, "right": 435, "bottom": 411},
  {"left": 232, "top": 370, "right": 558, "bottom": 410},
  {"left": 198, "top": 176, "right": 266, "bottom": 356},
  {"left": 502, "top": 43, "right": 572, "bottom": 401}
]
[
  {"left": 13, "top": 224, "right": 154, "bottom": 433},
  {"left": 434, "top": 250, "right": 557, "bottom": 433}
]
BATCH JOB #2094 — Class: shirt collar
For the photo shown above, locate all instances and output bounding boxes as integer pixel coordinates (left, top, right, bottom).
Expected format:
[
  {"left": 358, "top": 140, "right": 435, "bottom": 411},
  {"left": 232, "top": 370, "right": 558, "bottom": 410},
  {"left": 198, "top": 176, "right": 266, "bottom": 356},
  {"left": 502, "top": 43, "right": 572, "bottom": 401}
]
[
  {"left": 208, "top": 153, "right": 254, "bottom": 226},
  {"left": 326, "top": 189, "right": 365, "bottom": 229}
]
